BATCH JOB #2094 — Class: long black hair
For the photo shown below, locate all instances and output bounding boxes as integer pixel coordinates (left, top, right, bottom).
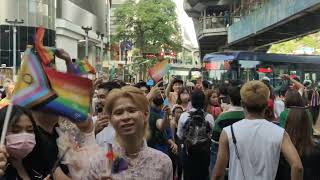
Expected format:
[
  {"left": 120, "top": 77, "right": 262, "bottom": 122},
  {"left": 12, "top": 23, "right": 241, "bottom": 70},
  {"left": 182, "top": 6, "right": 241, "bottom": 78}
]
[{"left": 0, "top": 105, "right": 36, "bottom": 133}]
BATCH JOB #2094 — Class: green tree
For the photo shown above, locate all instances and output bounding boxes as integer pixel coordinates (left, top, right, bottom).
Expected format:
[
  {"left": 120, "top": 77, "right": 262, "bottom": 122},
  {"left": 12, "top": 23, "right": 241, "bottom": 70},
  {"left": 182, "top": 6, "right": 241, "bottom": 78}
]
[
  {"left": 269, "top": 32, "right": 320, "bottom": 54},
  {"left": 114, "top": 0, "right": 182, "bottom": 55}
]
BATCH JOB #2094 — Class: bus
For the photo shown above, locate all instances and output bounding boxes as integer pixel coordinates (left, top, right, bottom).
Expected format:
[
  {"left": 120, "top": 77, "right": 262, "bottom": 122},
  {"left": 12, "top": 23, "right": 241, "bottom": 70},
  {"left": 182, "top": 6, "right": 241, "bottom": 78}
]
[{"left": 202, "top": 51, "right": 320, "bottom": 88}]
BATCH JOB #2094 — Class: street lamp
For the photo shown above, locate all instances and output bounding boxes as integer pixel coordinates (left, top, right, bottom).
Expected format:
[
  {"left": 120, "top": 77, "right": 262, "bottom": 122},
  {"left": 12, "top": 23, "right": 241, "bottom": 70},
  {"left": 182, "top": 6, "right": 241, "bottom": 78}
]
[
  {"left": 100, "top": 33, "right": 104, "bottom": 65},
  {"left": 96, "top": 32, "right": 104, "bottom": 76},
  {"left": 81, "top": 26, "right": 92, "bottom": 58},
  {"left": 107, "top": 0, "right": 111, "bottom": 61},
  {"left": 5, "top": 19, "right": 24, "bottom": 82}
]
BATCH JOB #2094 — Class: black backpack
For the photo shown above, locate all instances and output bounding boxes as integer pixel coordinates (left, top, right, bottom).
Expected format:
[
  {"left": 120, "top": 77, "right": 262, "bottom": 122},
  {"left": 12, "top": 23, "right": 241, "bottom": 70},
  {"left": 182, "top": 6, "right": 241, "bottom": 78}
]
[{"left": 182, "top": 109, "right": 212, "bottom": 154}]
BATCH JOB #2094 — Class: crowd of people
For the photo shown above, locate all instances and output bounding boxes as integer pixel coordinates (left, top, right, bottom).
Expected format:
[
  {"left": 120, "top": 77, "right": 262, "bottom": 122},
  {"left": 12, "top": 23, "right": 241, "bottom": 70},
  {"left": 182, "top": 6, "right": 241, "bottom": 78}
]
[
  {"left": 199, "top": 11, "right": 231, "bottom": 29},
  {"left": 0, "top": 70, "right": 320, "bottom": 179}
]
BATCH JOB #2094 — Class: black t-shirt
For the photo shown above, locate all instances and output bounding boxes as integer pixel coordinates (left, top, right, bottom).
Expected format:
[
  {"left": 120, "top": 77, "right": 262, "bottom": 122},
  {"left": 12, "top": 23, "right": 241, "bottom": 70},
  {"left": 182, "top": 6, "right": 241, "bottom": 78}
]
[
  {"left": 1, "top": 164, "right": 45, "bottom": 180},
  {"left": 0, "top": 124, "right": 69, "bottom": 179},
  {"left": 23, "top": 125, "right": 68, "bottom": 177},
  {"left": 0, "top": 125, "right": 62, "bottom": 179},
  {"left": 276, "top": 140, "right": 320, "bottom": 180},
  {"left": 147, "top": 109, "right": 168, "bottom": 147}
]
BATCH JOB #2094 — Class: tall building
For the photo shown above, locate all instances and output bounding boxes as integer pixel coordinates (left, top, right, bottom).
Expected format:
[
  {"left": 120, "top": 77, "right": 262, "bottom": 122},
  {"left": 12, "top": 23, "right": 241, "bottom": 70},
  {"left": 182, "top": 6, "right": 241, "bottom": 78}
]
[
  {"left": 168, "top": 0, "right": 200, "bottom": 81},
  {"left": 0, "top": 0, "right": 55, "bottom": 67},
  {"left": 0, "top": 0, "right": 112, "bottom": 76},
  {"left": 109, "top": 0, "right": 127, "bottom": 64},
  {"left": 55, "top": 0, "right": 110, "bottom": 72},
  {"left": 184, "top": 0, "right": 230, "bottom": 58}
]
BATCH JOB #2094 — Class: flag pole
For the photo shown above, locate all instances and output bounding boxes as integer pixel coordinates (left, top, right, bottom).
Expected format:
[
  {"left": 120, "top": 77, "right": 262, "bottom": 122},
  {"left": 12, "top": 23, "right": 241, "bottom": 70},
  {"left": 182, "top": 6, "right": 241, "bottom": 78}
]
[{"left": 0, "top": 103, "right": 13, "bottom": 145}]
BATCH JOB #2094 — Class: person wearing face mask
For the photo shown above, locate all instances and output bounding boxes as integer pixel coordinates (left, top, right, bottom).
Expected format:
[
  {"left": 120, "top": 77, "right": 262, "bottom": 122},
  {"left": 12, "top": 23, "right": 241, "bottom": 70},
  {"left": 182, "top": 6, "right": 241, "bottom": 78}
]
[
  {"left": 170, "top": 105, "right": 184, "bottom": 180},
  {"left": 176, "top": 87, "right": 192, "bottom": 111},
  {"left": 0, "top": 105, "right": 39, "bottom": 179},
  {"left": 147, "top": 94, "right": 177, "bottom": 155}
]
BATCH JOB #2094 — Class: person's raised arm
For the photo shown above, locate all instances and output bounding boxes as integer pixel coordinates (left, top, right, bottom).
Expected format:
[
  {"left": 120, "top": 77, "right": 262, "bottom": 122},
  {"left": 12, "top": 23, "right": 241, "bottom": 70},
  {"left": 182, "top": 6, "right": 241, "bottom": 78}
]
[
  {"left": 156, "top": 105, "right": 171, "bottom": 131},
  {"left": 147, "top": 81, "right": 162, "bottom": 102},
  {"left": 212, "top": 130, "right": 229, "bottom": 180},
  {"left": 281, "top": 132, "right": 303, "bottom": 180},
  {"left": 176, "top": 113, "right": 185, "bottom": 139},
  {"left": 282, "top": 74, "right": 305, "bottom": 91},
  {"left": 76, "top": 116, "right": 94, "bottom": 133},
  {"left": 56, "top": 49, "right": 73, "bottom": 74},
  {"left": 165, "top": 78, "right": 175, "bottom": 99}
]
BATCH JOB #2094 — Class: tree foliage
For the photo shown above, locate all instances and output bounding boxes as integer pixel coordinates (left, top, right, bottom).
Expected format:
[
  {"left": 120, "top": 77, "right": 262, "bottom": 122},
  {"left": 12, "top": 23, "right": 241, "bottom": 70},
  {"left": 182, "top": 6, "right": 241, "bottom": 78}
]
[
  {"left": 269, "top": 32, "right": 320, "bottom": 54},
  {"left": 114, "top": 0, "right": 182, "bottom": 54}
]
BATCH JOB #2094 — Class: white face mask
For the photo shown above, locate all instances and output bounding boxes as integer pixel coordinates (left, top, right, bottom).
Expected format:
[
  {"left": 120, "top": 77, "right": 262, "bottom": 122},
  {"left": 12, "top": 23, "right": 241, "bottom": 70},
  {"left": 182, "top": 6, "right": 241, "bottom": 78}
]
[{"left": 6, "top": 133, "right": 36, "bottom": 159}]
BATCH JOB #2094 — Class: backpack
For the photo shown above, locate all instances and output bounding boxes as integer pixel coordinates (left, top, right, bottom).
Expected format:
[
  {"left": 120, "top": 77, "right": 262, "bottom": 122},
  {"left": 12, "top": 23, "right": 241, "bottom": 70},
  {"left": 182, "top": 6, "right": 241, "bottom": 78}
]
[{"left": 182, "top": 109, "right": 212, "bottom": 154}]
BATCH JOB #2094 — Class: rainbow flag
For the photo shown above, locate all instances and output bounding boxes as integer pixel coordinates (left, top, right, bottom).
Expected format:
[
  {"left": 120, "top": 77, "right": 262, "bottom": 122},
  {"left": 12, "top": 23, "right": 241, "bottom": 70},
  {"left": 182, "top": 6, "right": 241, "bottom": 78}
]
[
  {"left": 12, "top": 46, "right": 56, "bottom": 108},
  {"left": 0, "top": 98, "right": 10, "bottom": 109},
  {"left": 70, "top": 59, "right": 96, "bottom": 75},
  {"left": 35, "top": 27, "right": 57, "bottom": 65},
  {"left": 148, "top": 60, "right": 170, "bottom": 82},
  {"left": 43, "top": 67, "right": 93, "bottom": 122},
  {"left": 78, "top": 59, "right": 96, "bottom": 74}
]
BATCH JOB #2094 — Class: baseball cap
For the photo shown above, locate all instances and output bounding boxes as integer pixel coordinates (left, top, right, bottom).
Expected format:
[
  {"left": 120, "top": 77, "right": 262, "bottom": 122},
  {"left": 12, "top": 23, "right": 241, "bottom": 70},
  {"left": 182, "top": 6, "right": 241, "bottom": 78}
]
[
  {"left": 172, "top": 78, "right": 183, "bottom": 85},
  {"left": 261, "top": 76, "right": 270, "bottom": 82}
]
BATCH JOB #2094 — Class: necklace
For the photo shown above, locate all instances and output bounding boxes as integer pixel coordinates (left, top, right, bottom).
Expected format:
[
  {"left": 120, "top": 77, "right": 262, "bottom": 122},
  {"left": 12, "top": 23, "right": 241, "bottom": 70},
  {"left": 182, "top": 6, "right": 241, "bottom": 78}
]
[{"left": 126, "top": 152, "right": 139, "bottom": 157}]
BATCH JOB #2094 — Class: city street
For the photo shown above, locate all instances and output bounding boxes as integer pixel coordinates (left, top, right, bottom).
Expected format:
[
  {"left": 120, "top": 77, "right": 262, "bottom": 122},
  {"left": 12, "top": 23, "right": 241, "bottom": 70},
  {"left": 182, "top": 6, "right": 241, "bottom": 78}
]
[{"left": 0, "top": 0, "right": 320, "bottom": 179}]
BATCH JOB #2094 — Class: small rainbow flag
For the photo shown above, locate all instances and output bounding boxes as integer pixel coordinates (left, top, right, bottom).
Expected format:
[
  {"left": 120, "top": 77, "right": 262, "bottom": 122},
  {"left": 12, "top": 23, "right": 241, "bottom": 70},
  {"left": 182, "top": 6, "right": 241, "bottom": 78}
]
[
  {"left": 148, "top": 60, "right": 170, "bottom": 83},
  {"left": 43, "top": 67, "right": 93, "bottom": 122},
  {"left": 35, "top": 27, "right": 56, "bottom": 65},
  {"left": 31, "top": 27, "right": 93, "bottom": 122},
  {"left": 78, "top": 59, "right": 96, "bottom": 74},
  {"left": 70, "top": 59, "right": 96, "bottom": 75}
]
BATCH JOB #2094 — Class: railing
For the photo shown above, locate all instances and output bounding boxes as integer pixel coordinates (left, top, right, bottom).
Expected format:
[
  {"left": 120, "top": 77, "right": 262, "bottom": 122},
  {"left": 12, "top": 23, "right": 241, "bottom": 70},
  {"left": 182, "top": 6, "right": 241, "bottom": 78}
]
[
  {"left": 169, "top": 59, "right": 201, "bottom": 69},
  {"left": 170, "top": 59, "right": 191, "bottom": 64},
  {"left": 199, "top": 16, "right": 228, "bottom": 32}
]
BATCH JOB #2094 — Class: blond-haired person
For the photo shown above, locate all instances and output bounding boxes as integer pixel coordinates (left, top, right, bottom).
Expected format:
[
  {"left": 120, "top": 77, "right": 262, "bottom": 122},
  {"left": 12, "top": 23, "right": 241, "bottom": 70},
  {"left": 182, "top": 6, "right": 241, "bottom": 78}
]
[
  {"left": 105, "top": 86, "right": 173, "bottom": 180},
  {"left": 212, "top": 81, "right": 303, "bottom": 180}
]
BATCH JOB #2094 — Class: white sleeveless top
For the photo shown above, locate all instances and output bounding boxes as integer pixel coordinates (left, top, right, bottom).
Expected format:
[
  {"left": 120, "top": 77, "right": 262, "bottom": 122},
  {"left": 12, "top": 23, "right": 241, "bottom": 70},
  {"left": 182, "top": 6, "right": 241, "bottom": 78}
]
[{"left": 223, "top": 119, "right": 284, "bottom": 180}]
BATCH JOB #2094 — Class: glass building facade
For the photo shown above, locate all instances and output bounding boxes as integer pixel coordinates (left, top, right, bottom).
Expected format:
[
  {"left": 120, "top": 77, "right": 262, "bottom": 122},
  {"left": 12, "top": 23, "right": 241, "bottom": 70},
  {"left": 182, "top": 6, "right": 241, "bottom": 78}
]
[{"left": 0, "top": 0, "right": 55, "bottom": 67}]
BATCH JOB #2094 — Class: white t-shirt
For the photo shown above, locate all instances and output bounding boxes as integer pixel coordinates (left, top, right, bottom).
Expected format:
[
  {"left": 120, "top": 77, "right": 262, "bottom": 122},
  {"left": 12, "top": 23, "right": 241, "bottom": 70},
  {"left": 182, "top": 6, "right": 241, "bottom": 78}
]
[
  {"left": 92, "top": 116, "right": 116, "bottom": 151},
  {"left": 176, "top": 108, "right": 214, "bottom": 139},
  {"left": 224, "top": 119, "right": 284, "bottom": 180},
  {"left": 274, "top": 98, "right": 285, "bottom": 119}
]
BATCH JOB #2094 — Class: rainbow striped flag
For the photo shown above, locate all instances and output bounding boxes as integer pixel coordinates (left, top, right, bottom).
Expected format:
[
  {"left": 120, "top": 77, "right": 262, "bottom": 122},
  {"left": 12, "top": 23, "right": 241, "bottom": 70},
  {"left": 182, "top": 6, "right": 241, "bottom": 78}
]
[
  {"left": 70, "top": 59, "right": 96, "bottom": 75},
  {"left": 35, "top": 27, "right": 57, "bottom": 65},
  {"left": 78, "top": 59, "right": 96, "bottom": 74},
  {"left": 34, "top": 27, "right": 93, "bottom": 122},
  {"left": 12, "top": 46, "right": 56, "bottom": 108},
  {"left": 148, "top": 60, "right": 170, "bottom": 82},
  {"left": 43, "top": 67, "right": 93, "bottom": 122}
]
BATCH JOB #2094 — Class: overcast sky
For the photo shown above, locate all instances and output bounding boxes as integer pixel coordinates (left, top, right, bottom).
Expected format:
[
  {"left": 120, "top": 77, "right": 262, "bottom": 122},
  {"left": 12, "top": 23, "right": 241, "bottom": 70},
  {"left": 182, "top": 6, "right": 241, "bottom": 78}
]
[{"left": 174, "top": 0, "right": 199, "bottom": 48}]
